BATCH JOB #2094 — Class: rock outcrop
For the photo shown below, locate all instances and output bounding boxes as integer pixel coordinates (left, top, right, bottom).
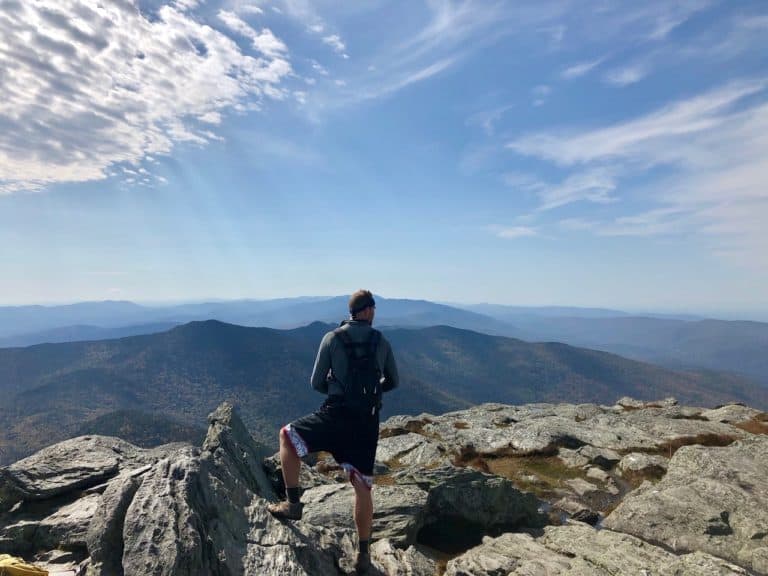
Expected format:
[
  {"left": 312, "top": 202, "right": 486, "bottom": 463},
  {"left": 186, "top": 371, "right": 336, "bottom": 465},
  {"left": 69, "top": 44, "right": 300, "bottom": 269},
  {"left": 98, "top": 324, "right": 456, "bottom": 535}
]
[{"left": 0, "top": 397, "right": 766, "bottom": 575}]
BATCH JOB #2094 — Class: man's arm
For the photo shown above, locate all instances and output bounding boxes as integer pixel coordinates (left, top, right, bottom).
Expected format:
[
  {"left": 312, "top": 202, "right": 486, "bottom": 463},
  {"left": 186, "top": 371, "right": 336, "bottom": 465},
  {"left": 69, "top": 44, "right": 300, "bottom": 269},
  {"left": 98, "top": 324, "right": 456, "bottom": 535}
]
[
  {"left": 310, "top": 332, "right": 334, "bottom": 393},
  {"left": 382, "top": 340, "right": 399, "bottom": 392}
]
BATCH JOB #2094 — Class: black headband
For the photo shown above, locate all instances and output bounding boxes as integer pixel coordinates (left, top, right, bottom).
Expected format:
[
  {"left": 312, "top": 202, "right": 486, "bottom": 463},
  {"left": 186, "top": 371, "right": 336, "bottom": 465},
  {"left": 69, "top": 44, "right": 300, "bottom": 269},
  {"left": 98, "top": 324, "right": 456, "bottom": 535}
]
[{"left": 350, "top": 296, "right": 376, "bottom": 315}]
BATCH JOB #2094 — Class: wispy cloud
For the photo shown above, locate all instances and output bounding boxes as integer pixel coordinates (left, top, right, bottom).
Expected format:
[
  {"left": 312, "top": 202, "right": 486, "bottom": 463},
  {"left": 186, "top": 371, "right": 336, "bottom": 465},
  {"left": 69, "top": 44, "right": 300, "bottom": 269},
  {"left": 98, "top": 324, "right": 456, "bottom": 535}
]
[
  {"left": 503, "top": 169, "right": 618, "bottom": 211},
  {"left": 509, "top": 79, "right": 768, "bottom": 262},
  {"left": 322, "top": 34, "right": 349, "bottom": 58},
  {"left": 604, "top": 63, "right": 648, "bottom": 86},
  {"left": 0, "top": 0, "right": 292, "bottom": 193},
  {"left": 507, "top": 80, "right": 766, "bottom": 165},
  {"left": 561, "top": 58, "right": 604, "bottom": 79},
  {"left": 560, "top": 207, "right": 690, "bottom": 237},
  {"left": 494, "top": 225, "right": 538, "bottom": 239},
  {"left": 466, "top": 104, "right": 515, "bottom": 136},
  {"left": 218, "top": 10, "right": 288, "bottom": 57}
]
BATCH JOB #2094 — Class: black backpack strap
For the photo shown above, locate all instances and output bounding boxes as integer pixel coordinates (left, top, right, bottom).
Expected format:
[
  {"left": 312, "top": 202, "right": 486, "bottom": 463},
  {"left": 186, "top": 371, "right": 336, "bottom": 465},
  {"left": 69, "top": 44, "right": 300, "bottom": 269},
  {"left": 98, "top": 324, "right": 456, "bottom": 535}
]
[
  {"left": 368, "top": 330, "right": 381, "bottom": 355},
  {"left": 333, "top": 328, "right": 380, "bottom": 359}
]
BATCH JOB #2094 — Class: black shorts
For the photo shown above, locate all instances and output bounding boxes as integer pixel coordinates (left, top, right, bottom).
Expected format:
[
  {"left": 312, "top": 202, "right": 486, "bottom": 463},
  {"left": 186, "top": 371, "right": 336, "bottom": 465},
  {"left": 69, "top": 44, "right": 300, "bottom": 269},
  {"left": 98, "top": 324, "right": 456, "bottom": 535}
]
[{"left": 283, "top": 398, "right": 380, "bottom": 485}]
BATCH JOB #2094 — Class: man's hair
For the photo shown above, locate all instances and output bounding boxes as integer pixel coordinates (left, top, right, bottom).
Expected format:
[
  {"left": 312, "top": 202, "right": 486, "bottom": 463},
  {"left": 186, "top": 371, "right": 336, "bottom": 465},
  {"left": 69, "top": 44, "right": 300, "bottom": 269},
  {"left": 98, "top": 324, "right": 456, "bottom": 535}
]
[{"left": 349, "top": 289, "right": 376, "bottom": 316}]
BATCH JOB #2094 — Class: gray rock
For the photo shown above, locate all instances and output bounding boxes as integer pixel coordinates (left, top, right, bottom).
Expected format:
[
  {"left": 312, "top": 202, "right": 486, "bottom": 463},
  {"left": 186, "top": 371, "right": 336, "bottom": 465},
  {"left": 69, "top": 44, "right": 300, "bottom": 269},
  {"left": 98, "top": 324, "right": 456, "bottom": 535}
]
[
  {"left": 35, "top": 492, "right": 101, "bottom": 550},
  {"left": 375, "top": 433, "right": 448, "bottom": 468},
  {"left": 203, "top": 402, "right": 276, "bottom": 501},
  {"left": 617, "top": 452, "right": 668, "bottom": 476},
  {"left": 577, "top": 445, "right": 621, "bottom": 469},
  {"left": 0, "top": 436, "right": 153, "bottom": 511},
  {"left": 604, "top": 434, "right": 768, "bottom": 575},
  {"left": 616, "top": 396, "right": 678, "bottom": 409},
  {"left": 702, "top": 404, "right": 764, "bottom": 424},
  {"left": 557, "top": 447, "right": 590, "bottom": 469},
  {"left": 421, "top": 467, "right": 545, "bottom": 531},
  {"left": 370, "top": 538, "right": 436, "bottom": 576},
  {"left": 565, "top": 478, "right": 600, "bottom": 498},
  {"left": 444, "top": 532, "right": 586, "bottom": 575},
  {"left": 262, "top": 454, "right": 337, "bottom": 493},
  {"left": 301, "top": 483, "right": 428, "bottom": 547},
  {"left": 445, "top": 523, "right": 749, "bottom": 576},
  {"left": 540, "top": 523, "right": 749, "bottom": 576},
  {"left": 86, "top": 467, "right": 148, "bottom": 576}
]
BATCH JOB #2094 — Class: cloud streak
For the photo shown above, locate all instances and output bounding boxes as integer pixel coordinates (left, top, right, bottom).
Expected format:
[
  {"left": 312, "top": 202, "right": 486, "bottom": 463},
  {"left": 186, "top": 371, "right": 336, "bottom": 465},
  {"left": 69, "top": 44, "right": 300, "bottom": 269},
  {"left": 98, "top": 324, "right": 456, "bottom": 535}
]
[
  {"left": 0, "top": 0, "right": 292, "bottom": 194},
  {"left": 507, "top": 79, "right": 768, "bottom": 264}
]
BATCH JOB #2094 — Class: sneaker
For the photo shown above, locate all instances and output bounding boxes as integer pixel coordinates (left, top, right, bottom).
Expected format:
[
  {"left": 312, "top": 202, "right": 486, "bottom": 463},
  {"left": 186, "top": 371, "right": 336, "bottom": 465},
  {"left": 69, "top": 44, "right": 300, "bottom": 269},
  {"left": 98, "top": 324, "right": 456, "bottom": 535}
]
[
  {"left": 266, "top": 500, "right": 303, "bottom": 520},
  {"left": 354, "top": 551, "right": 371, "bottom": 574}
]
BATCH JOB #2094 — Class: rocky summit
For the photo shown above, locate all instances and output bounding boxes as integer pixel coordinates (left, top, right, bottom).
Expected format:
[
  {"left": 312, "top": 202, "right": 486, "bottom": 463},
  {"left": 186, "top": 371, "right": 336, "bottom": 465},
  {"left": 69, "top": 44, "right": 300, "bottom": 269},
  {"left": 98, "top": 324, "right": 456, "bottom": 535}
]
[{"left": 0, "top": 398, "right": 767, "bottom": 575}]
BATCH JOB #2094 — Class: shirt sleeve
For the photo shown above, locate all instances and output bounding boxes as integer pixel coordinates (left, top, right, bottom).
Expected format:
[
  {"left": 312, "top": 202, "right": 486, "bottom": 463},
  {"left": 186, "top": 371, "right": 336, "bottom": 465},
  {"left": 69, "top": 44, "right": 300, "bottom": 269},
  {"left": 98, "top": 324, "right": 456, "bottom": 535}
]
[
  {"left": 382, "top": 338, "right": 399, "bottom": 392},
  {"left": 310, "top": 332, "right": 334, "bottom": 393}
]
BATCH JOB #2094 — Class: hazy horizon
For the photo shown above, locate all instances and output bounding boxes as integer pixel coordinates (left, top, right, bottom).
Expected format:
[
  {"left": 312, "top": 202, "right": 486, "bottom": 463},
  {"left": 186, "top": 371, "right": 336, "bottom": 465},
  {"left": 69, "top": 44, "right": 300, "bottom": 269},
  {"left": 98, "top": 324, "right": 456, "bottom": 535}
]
[{"left": 1, "top": 294, "right": 767, "bottom": 323}]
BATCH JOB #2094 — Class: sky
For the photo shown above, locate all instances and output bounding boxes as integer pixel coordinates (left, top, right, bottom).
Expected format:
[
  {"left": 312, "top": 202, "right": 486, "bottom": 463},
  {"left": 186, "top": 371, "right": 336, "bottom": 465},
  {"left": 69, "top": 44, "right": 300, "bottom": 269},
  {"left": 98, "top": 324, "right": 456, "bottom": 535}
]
[{"left": 1, "top": 0, "right": 767, "bottom": 317}]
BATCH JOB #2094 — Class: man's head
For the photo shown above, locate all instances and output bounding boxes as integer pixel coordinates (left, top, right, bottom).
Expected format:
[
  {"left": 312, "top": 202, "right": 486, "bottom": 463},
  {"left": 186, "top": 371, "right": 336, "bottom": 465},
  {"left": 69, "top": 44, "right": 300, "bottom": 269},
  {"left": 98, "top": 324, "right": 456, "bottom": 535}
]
[{"left": 349, "top": 289, "right": 376, "bottom": 323}]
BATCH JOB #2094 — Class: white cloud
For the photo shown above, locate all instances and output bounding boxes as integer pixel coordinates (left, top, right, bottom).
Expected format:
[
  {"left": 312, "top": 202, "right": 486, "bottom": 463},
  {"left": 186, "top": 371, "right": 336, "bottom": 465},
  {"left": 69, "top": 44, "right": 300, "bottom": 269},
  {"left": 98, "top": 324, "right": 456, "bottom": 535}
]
[
  {"left": 322, "top": 34, "right": 348, "bottom": 58},
  {"left": 495, "top": 226, "right": 538, "bottom": 239},
  {"left": 501, "top": 169, "right": 618, "bottom": 211},
  {"left": 538, "top": 169, "right": 617, "bottom": 211},
  {"left": 0, "top": 0, "right": 292, "bottom": 193},
  {"left": 561, "top": 207, "right": 690, "bottom": 237},
  {"left": 240, "top": 4, "right": 264, "bottom": 16},
  {"left": 561, "top": 58, "right": 603, "bottom": 79},
  {"left": 310, "top": 59, "right": 329, "bottom": 76},
  {"left": 509, "top": 80, "right": 768, "bottom": 263},
  {"left": 647, "top": 0, "right": 712, "bottom": 39},
  {"left": 467, "top": 104, "right": 514, "bottom": 136},
  {"left": 507, "top": 80, "right": 766, "bottom": 166},
  {"left": 218, "top": 10, "right": 288, "bottom": 57},
  {"left": 293, "top": 91, "right": 307, "bottom": 105},
  {"left": 604, "top": 64, "right": 648, "bottom": 86},
  {"left": 738, "top": 15, "right": 768, "bottom": 30}
]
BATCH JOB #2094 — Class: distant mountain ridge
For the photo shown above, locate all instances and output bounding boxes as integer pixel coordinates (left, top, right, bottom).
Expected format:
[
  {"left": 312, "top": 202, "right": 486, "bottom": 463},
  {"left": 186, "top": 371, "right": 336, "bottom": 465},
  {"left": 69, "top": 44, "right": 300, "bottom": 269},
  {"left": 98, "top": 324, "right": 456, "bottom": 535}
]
[
  {"left": 1, "top": 297, "right": 766, "bottom": 384},
  {"left": 0, "top": 320, "right": 765, "bottom": 465}
]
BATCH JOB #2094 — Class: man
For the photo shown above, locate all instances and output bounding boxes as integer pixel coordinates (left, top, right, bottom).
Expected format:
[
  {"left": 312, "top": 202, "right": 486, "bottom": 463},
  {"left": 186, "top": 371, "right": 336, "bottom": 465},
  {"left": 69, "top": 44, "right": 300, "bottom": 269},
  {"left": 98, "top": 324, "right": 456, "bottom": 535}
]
[{"left": 267, "top": 290, "right": 399, "bottom": 574}]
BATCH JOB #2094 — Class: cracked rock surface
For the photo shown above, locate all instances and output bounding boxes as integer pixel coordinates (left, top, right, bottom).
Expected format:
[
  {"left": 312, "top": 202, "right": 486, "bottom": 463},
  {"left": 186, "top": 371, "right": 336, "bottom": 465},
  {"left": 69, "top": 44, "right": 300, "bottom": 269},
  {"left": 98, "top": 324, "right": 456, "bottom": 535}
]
[{"left": 0, "top": 397, "right": 766, "bottom": 575}]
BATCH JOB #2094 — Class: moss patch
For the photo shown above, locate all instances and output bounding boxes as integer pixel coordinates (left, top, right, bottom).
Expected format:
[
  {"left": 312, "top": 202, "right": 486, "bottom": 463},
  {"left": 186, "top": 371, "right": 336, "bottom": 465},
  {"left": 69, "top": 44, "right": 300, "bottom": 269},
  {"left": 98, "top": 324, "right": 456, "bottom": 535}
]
[
  {"left": 453, "top": 445, "right": 589, "bottom": 501},
  {"left": 734, "top": 416, "right": 768, "bottom": 435}
]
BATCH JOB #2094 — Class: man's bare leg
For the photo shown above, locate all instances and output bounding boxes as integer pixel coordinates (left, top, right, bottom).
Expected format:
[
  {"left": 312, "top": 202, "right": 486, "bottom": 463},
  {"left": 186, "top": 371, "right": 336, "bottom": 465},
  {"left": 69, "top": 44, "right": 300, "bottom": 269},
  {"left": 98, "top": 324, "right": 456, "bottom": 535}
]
[
  {"left": 267, "top": 427, "right": 303, "bottom": 520},
  {"left": 352, "top": 475, "right": 373, "bottom": 573},
  {"left": 352, "top": 477, "right": 373, "bottom": 539},
  {"left": 279, "top": 427, "right": 301, "bottom": 489}
]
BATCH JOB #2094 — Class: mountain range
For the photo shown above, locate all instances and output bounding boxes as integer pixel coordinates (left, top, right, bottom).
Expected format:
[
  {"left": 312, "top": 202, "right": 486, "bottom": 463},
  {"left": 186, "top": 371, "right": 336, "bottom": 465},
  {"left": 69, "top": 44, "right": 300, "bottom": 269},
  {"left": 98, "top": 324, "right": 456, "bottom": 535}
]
[
  {"left": 1, "top": 297, "right": 766, "bottom": 384},
  {"left": 1, "top": 320, "right": 765, "bottom": 466}
]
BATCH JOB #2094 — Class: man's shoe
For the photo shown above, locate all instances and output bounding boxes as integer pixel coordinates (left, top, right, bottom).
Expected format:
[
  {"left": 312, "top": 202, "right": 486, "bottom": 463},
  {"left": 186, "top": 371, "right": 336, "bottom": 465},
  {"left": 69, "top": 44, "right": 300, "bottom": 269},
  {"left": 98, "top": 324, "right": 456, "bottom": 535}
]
[
  {"left": 266, "top": 500, "right": 303, "bottom": 520},
  {"left": 354, "top": 551, "right": 371, "bottom": 574}
]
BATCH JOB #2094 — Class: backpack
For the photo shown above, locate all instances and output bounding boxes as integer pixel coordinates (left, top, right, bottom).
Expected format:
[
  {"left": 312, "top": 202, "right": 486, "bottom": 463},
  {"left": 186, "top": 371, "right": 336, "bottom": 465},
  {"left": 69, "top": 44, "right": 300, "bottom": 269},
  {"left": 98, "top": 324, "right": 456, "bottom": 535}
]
[{"left": 333, "top": 328, "right": 383, "bottom": 416}]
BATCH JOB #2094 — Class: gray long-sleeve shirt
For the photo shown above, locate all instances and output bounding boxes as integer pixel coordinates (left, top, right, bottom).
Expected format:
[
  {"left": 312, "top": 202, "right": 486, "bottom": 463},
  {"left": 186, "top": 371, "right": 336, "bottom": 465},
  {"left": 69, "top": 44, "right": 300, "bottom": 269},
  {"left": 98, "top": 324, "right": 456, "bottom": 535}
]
[{"left": 310, "top": 320, "right": 399, "bottom": 397}]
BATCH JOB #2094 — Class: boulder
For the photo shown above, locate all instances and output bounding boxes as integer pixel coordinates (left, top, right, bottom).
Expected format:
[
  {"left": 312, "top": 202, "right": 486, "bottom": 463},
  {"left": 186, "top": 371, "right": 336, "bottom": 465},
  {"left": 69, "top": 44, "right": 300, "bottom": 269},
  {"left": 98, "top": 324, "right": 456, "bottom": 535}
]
[
  {"left": 577, "top": 445, "right": 621, "bottom": 469},
  {"left": 445, "top": 523, "right": 749, "bottom": 575},
  {"left": 604, "top": 435, "right": 768, "bottom": 575},
  {"left": 617, "top": 452, "right": 668, "bottom": 477},
  {"left": 0, "top": 436, "right": 155, "bottom": 511},
  {"left": 370, "top": 538, "right": 435, "bottom": 576},
  {"left": 375, "top": 433, "right": 448, "bottom": 468},
  {"left": 540, "top": 523, "right": 749, "bottom": 575},
  {"left": 702, "top": 404, "right": 764, "bottom": 424},
  {"left": 300, "top": 483, "right": 428, "bottom": 547},
  {"left": 86, "top": 468, "right": 148, "bottom": 576}
]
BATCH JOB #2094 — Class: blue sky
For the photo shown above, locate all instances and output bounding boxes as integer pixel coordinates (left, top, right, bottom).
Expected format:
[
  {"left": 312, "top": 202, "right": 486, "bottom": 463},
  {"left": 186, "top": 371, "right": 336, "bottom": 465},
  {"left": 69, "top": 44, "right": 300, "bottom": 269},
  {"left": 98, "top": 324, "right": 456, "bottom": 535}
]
[{"left": 1, "top": 0, "right": 767, "bottom": 317}]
